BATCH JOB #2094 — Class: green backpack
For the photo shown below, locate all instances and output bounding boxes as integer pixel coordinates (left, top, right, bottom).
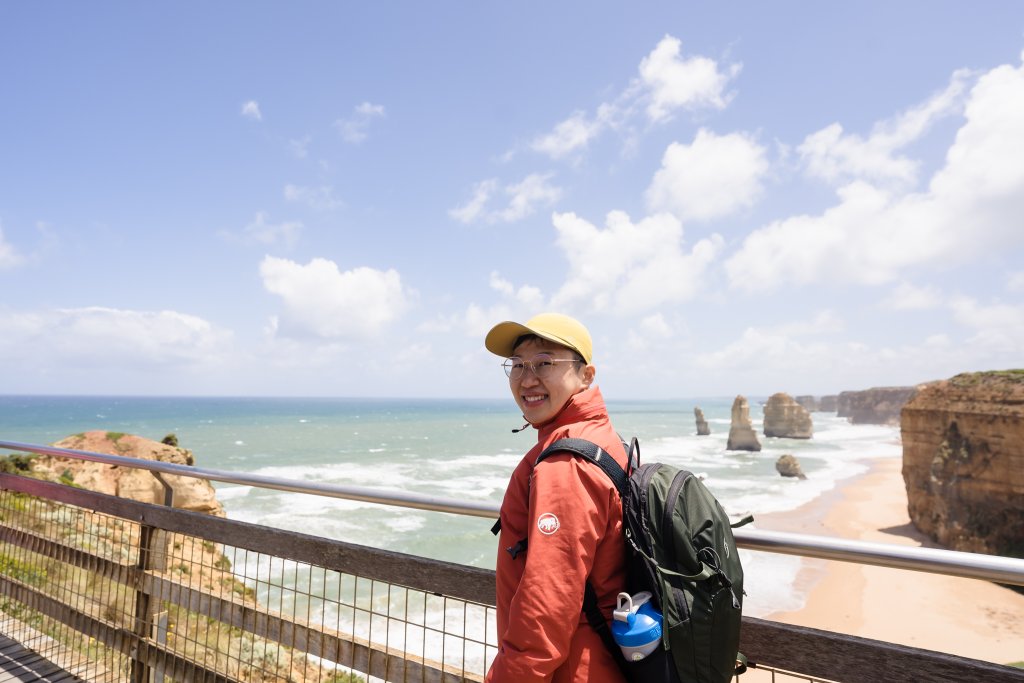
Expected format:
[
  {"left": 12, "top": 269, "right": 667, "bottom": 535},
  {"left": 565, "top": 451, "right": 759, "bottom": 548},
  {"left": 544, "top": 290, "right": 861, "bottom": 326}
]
[{"left": 536, "top": 437, "right": 751, "bottom": 683}]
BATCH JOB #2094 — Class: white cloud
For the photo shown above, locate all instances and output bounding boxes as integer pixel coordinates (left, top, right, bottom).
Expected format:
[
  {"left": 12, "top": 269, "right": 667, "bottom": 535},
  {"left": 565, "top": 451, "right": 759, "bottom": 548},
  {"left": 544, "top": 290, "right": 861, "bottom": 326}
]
[
  {"left": 241, "top": 100, "right": 262, "bottom": 121},
  {"left": 646, "top": 129, "right": 769, "bottom": 222},
  {"left": 948, "top": 295, "right": 1024, "bottom": 354},
  {"left": 529, "top": 35, "right": 739, "bottom": 161},
  {"left": 799, "top": 70, "right": 971, "bottom": 187},
  {"left": 238, "top": 212, "right": 303, "bottom": 247},
  {"left": 0, "top": 223, "right": 23, "bottom": 269},
  {"left": 881, "top": 282, "right": 943, "bottom": 311},
  {"left": 500, "top": 173, "right": 563, "bottom": 222},
  {"left": 449, "top": 174, "right": 562, "bottom": 224},
  {"left": 550, "top": 210, "right": 723, "bottom": 315},
  {"left": 727, "top": 56, "right": 1024, "bottom": 292},
  {"left": 0, "top": 307, "right": 233, "bottom": 367},
  {"left": 260, "top": 256, "right": 409, "bottom": 339},
  {"left": 335, "top": 102, "right": 386, "bottom": 143},
  {"left": 694, "top": 311, "right": 845, "bottom": 376},
  {"left": 288, "top": 136, "right": 312, "bottom": 158},
  {"left": 531, "top": 111, "right": 605, "bottom": 160},
  {"left": 284, "top": 184, "right": 344, "bottom": 211},
  {"left": 638, "top": 35, "right": 740, "bottom": 123},
  {"left": 488, "top": 271, "right": 544, "bottom": 309},
  {"left": 449, "top": 179, "right": 498, "bottom": 224},
  {"left": 626, "top": 313, "right": 675, "bottom": 352},
  {"left": 1008, "top": 271, "right": 1024, "bottom": 292}
]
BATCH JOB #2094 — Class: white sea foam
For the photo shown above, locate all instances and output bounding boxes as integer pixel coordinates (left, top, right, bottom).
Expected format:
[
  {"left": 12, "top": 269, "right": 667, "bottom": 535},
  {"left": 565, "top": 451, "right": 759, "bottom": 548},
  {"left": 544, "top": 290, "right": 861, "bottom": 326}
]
[{"left": 2, "top": 396, "right": 905, "bottom": 622}]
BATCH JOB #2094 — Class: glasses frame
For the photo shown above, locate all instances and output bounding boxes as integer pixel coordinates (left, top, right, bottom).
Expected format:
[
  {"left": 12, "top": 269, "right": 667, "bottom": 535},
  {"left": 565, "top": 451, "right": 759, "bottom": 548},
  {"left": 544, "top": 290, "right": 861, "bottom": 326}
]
[{"left": 502, "top": 353, "right": 582, "bottom": 380}]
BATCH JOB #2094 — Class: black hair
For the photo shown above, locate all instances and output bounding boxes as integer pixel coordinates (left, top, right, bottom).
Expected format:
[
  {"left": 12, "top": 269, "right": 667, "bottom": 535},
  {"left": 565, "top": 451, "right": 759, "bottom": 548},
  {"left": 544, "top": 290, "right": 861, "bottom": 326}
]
[{"left": 512, "top": 334, "right": 585, "bottom": 363}]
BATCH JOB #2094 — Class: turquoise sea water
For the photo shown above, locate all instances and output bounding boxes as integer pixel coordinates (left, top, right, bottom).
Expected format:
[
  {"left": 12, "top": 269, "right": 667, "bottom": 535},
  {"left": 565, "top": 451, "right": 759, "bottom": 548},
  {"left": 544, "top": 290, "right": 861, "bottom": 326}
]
[{"left": 0, "top": 394, "right": 901, "bottom": 617}]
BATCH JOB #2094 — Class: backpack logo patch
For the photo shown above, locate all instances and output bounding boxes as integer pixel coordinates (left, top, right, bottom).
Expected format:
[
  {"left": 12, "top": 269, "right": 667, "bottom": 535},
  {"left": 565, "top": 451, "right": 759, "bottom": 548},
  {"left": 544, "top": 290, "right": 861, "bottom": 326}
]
[{"left": 537, "top": 513, "right": 560, "bottom": 535}]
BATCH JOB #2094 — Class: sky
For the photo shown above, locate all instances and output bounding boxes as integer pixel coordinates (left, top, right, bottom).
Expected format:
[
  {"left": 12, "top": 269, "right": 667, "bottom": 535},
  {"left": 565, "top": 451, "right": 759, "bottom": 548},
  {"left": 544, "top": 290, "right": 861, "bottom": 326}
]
[{"left": 1, "top": 3, "right": 1022, "bottom": 400}]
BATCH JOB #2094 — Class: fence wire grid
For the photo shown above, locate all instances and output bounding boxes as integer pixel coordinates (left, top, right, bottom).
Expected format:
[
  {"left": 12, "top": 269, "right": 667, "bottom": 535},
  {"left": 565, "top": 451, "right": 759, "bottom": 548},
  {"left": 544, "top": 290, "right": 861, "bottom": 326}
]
[{"left": 0, "top": 486, "right": 496, "bottom": 682}]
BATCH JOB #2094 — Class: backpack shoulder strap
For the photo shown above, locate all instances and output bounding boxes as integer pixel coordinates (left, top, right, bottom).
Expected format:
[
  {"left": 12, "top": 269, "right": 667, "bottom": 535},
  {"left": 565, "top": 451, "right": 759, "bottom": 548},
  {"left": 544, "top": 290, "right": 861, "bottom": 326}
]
[{"left": 537, "top": 437, "right": 629, "bottom": 499}]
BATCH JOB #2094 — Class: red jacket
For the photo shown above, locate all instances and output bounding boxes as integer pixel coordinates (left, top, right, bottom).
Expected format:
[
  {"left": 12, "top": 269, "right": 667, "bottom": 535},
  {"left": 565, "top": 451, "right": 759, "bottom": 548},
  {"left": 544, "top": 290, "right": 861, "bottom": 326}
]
[{"left": 487, "top": 386, "right": 628, "bottom": 683}]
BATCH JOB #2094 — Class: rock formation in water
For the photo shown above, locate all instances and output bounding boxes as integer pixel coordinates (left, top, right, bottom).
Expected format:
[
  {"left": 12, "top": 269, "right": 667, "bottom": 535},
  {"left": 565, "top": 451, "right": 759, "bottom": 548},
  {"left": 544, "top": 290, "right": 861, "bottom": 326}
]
[
  {"left": 819, "top": 395, "right": 838, "bottom": 412},
  {"left": 726, "top": 396, "right": 761, "bottom": 451},
  {"left": 694, "top": 407, "right": 711, "bottom": 436},
  {"left": 33, "top": 431, "right": 225, "bottom": 516},
  {"left": 837, "top": 386, "right": 918, "bottom": 425},
  {"left": 795, "top": 395, "right": 818, "bottom": 412},
  {"left": 775, "top": 454, "right": 807, "bottom": 479},
  {"left": 763, "top": 392, "right": 814, "bottom": 438},
  {"left": 901, "top": 371, "right": 1024, "bottom": 557}
]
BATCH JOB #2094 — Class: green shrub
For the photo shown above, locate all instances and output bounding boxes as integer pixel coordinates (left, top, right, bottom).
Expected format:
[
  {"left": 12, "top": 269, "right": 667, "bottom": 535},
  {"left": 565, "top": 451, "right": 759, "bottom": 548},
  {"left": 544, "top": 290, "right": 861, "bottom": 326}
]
[{"left": 0, "top": 454, "right": 36, "bottom": 474}]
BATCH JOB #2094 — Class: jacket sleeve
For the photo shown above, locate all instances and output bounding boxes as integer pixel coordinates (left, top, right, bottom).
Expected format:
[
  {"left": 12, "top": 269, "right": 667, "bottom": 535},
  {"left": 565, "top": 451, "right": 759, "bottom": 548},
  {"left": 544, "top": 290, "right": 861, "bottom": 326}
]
[{"left": 486, "top": 455, "right": 612, "bottom": 682}]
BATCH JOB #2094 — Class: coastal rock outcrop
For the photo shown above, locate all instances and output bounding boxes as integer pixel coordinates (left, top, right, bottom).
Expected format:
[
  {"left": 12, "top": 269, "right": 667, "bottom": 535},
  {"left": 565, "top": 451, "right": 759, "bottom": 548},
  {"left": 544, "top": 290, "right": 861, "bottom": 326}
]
[
  {"left": 726, "top": 396, "right": 761, "bottom": 451},
  {"left": 776, "top": 454, "right": 807, "bottom": 479},
  {"left": 901, "top": 371, "right": 1024, "bottom": 556},
  {"left": 795, "top": 395, "right": 818, "bottom": 412},
  {"left": 838, "top": 386, "right": 918, "bottom": 425},
  {"left": 694, "top": 407, "right": 710, "bottom": 436},
  {"left": 34, "top": 431, "right": 225, "bottom": 516},
  {"left": 763, "top": 393, "right": 813, "bottom": 439},
  {"left": 819, "top": 395, "right": 838, "bottom": 412}
]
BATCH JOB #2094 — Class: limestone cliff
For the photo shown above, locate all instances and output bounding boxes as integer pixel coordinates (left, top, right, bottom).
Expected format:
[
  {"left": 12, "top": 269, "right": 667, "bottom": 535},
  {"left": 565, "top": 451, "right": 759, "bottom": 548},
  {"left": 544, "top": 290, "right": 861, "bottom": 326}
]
[
  {"left": 818, "top": 395, "right": 838, "bottom": 412},
  {"left": 901, "top": 370, "right": 1024, "bottom": 557},
  {"left": 795, "top": 395, "right": 818, "bottom": 412},
  {"left": 726, "top": 396, "right": 761, "bottom": 451},
  {"left": 33, "top": 431, "right": 225, "bottom": 516},
  {"left": 763, "top": 393, "right": 813, "bottom": 438},
  {"left": 838, "top": 386, "right": 918, "bottom": 425}
]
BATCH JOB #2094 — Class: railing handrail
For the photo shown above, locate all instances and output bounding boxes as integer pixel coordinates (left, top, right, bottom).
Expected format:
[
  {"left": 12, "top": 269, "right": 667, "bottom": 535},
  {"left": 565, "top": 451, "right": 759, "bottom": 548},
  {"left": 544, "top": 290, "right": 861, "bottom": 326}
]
[{"left": 3, "top": 438, "right": 1023, "bottom": 588}]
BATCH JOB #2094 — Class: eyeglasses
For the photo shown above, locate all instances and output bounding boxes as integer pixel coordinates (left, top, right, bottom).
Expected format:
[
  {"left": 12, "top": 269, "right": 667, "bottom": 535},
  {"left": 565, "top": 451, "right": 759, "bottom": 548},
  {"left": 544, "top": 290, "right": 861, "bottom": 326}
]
[{"left": 502, "top": 353, "right": 581, "bottom": 380}]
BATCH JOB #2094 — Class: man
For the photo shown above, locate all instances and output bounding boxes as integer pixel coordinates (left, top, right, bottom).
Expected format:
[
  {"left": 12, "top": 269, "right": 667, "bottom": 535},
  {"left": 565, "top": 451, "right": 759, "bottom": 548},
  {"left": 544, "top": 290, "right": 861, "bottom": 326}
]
[{"left": 484, "top": 313, "right": 628, "bottom": 683}]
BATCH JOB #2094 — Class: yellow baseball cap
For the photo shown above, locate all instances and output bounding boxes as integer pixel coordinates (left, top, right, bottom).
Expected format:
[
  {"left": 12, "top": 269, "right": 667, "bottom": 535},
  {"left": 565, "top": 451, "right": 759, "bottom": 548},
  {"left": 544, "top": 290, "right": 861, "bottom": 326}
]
[{"left": 485, "top": 313, "right": 593, "bottom": 363}]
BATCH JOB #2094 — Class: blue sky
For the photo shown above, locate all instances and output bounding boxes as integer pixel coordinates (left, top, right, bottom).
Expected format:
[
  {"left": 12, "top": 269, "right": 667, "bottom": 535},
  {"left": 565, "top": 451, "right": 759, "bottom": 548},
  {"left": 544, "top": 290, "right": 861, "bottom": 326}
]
[{"left": 1, "top": 3, "right": 1022, "bottom": 399}]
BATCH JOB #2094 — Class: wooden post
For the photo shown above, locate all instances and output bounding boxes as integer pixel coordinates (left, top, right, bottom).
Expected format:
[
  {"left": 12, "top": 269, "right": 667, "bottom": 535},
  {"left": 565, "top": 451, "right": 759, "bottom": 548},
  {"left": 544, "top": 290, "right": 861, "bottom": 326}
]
[{"left": 130, "top": 473, "right": 174, "bottom": 683}]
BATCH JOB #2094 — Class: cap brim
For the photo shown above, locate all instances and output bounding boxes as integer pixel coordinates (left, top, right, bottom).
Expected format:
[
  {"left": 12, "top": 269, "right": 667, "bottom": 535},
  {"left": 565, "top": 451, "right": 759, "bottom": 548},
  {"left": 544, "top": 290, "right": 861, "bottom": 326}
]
[{"left": 484, "top": 321, "right": 535, "bottom": 358}]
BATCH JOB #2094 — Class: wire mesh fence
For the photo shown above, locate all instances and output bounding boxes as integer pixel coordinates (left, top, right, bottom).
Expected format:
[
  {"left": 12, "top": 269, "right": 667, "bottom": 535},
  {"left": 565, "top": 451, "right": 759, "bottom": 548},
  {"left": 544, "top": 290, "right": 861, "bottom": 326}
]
[
  {"left": 0, "top": 482, "right": 497, "bottom": 682},
  {"left": 1, "top": 464, "right": 1021, "bottom": 683}
]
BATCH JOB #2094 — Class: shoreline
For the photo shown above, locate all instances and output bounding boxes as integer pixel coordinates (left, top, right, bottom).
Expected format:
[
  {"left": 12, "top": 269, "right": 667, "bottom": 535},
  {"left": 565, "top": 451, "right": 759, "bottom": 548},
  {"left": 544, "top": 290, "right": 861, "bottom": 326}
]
[{"left": 752, "top": 454, "right": 1024, "bottom": 666}]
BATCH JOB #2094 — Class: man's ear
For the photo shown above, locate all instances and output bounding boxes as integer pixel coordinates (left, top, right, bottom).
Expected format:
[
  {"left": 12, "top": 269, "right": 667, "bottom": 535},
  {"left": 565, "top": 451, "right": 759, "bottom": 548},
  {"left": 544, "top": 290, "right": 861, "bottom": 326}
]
[{"left": 581, "top": 364, "right": 596, "bottom": 387}]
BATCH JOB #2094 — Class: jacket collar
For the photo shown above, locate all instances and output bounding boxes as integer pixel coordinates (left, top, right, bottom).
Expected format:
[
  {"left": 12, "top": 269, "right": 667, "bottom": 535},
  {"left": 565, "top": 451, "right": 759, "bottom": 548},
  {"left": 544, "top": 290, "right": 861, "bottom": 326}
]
[{"left": 534, "top": 386, "right": 607, "bottom": 440}]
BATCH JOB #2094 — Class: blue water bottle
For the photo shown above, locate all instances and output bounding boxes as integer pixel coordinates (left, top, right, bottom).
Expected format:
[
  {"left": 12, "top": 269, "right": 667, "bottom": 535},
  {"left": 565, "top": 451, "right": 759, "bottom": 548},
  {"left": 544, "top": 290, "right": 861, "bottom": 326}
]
[{"left": 611, "top": 591, "right": 663, "bottom": 661}]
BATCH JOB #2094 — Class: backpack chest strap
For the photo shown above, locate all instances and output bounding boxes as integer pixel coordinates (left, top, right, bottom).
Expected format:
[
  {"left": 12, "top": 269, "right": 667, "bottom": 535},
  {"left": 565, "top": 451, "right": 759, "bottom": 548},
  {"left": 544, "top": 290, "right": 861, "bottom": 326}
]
[{"left": 536, "top": 437, "right": 629, "bottom": 499}]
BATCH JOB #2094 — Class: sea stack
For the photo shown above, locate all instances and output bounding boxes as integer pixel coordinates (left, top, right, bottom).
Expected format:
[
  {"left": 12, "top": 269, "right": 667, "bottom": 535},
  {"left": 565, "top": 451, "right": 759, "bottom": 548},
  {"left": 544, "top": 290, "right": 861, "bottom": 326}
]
[
  {"left": 901, "top": 371, "right": 1024, "bottom": 556},
  {"left": 726, "top": 395, "right": 762, "bottom": 451},
  {"left": 763, "top": 392, "right": 813, "bottom": 438},
  {"left": 694, "top": 407, "right": 711, "bottom": 435}
]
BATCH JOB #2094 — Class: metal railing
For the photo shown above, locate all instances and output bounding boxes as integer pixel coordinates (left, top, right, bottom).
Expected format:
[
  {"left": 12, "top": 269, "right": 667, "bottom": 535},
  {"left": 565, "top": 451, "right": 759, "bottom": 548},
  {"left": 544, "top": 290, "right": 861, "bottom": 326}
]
[
  {"left": 3, "top": 440, "right": 1021, "bottom": 588},
  {"left": 1, "top": 439, "right": 1023, "bottom": 683}
]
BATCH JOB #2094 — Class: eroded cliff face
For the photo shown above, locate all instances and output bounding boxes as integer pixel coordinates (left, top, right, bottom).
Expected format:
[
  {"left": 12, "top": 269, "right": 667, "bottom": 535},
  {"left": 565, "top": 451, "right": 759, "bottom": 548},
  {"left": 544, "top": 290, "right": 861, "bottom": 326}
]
[
  {"left": 838, "top": 386, "right": 918, "bottom": 425},
  {"left": 901, "top": 371, "right": 1024, "bottom": 556},
  {"left": 34, "top": 431, "right": 226, "bottom": 517}
]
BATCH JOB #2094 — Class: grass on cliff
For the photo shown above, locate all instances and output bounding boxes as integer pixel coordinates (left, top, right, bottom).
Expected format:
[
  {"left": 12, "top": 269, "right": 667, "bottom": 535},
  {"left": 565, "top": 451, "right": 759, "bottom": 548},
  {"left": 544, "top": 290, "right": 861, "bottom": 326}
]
[{"left": 948, "top": 369, "right": 1024, "bottom": 386}]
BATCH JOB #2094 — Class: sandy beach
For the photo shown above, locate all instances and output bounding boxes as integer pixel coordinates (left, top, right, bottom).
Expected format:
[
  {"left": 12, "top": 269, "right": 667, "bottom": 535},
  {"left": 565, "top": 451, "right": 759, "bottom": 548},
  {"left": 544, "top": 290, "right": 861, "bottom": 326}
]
[{"left": 749, "top": 454, "right": 1024, "bottom": 673}]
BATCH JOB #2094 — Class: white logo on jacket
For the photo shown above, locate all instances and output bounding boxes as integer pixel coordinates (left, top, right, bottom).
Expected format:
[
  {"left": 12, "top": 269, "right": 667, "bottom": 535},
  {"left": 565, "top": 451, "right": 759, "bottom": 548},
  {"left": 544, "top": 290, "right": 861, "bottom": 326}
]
[{"left": 537, "top": 513, "right": 560, "bottom": 535}]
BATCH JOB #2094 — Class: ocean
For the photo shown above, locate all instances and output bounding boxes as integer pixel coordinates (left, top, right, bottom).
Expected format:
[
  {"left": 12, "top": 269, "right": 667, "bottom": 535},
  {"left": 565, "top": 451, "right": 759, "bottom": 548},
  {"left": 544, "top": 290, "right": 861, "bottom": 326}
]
[{"left": 0, "top": 394, "right": 902, "bottom": 618}]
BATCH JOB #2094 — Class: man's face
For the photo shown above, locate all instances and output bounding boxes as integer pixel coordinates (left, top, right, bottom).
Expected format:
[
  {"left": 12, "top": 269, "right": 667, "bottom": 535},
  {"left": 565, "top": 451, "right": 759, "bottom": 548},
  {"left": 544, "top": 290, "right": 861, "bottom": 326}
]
[{"left": 508, "top": 337, "right": 594, "bottom": 426}]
